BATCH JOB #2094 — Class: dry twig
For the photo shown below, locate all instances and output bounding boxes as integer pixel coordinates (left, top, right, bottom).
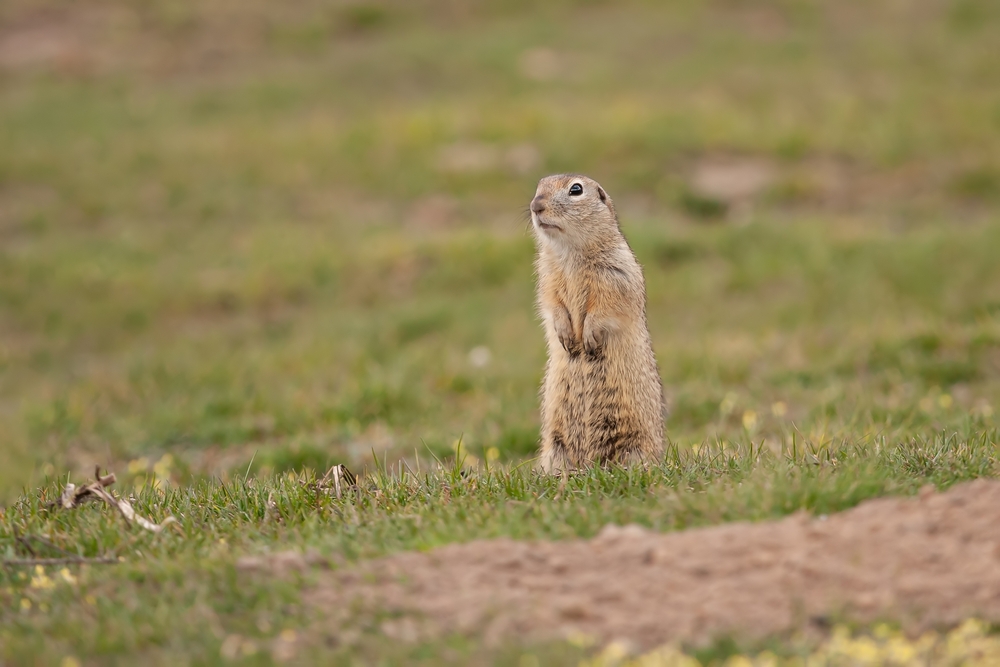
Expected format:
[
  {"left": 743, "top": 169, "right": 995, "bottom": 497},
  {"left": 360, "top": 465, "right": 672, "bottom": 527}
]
[
  {"left": 53, "top": 466, "right": 179, "bottom": 533},
  {"left": 315, "top": 464, "right": 357, "bottom": 500},
  {"left": 2, "top": 557, "right": 119, "bottom": 567}
]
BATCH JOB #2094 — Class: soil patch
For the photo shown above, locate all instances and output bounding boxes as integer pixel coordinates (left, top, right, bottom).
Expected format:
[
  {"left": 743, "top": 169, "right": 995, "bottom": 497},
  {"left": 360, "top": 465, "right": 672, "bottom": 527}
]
[{"left": 293, "top": 480, "right": 1000, "bottom": 649}]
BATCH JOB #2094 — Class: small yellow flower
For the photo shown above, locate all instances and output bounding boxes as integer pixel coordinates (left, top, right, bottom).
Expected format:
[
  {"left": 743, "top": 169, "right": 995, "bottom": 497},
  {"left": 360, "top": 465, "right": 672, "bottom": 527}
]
[
  {"left": 843, "top": 636, "right": 881, "bottom": 662},
  {"left": 884, "top": 636, "right": 917, "bottom": 663},
  {"left": 152, "top": 453, "right": 173, "bottom": 486},
  {"left": 20, "top": 597, "right": 31, "bottom": 610},
  {"left": 452, "top": 438, "right": 480, "bottom": 467},
  {"left": 595, "top": 640, "right": 631, "bottom": 663},
  {"left": 154, "top": 453, "right": 174, "bottom": 474},
  {"left": 741, "top": 410, "right": 758, "bottom": 430},
  {"left": 771, "top": 401, "right": 788, "bottom": 417},
  {"left": 30, "top": 566, "right": 55, "bottom": 590},
  {"left": 566, "top": 631, "right": 596, "bottom": 649},
  {"left": 719, "top": 393, "right": 738, "bottom": 416},
  {"left": 752, "top": 650, "right": 780, "bottom": 667}
]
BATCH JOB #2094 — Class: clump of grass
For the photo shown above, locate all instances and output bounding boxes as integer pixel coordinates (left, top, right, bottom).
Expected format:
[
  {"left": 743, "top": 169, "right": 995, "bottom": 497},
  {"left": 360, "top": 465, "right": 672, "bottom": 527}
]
[
  {"left": 677, "top": 190, "right": 729, "bottom": 221},
  {"left": 951, "top": 167, "right": 1000, "bottom": 201}
]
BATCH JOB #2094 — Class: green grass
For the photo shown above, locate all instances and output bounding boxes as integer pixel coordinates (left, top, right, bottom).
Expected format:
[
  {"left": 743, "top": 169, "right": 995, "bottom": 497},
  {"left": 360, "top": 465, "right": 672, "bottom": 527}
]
[{"left": 1, "top": 0, "right": 1000, "bottom": 663}]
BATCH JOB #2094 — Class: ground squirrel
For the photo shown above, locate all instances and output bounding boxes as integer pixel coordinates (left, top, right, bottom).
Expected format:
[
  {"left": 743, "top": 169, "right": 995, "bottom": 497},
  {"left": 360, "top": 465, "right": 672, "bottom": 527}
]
[{"left": 530, "top": 174, "right": 665, "bottom": 471}]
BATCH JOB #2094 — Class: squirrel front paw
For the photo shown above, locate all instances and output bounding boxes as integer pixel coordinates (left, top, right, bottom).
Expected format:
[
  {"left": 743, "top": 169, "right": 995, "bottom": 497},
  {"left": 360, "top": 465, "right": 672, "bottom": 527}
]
[
  {"left": 553, "top": 308, "right": 582, "bottom": 358},
  {"left": 582, "top": 316, "right": 607, "bottom": 360}
]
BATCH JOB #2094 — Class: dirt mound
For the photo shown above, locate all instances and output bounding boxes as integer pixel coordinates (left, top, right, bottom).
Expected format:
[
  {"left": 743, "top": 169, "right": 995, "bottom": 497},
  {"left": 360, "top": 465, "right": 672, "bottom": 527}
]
[{"left": 306, "top": 480, "right": 1000, "bottom": 649}]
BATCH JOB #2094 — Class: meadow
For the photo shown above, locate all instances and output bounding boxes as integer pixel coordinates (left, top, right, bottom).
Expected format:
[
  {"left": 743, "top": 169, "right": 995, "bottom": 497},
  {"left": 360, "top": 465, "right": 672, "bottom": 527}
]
[{"left": 1, "top": 0, "right": 999, "bottom": 663}]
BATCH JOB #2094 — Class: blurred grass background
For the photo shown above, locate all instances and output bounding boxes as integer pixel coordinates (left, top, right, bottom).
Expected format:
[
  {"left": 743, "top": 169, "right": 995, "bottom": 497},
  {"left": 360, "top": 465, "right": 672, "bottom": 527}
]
[{"left": 2, "top": 0, "right": 999, "bottom": 500}]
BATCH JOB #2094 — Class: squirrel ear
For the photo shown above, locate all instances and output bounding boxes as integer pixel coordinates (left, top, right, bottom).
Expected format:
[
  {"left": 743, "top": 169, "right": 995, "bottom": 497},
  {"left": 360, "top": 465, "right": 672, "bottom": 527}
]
[{"left": 597, "top": 186, "right": 608, "bottom": 204}]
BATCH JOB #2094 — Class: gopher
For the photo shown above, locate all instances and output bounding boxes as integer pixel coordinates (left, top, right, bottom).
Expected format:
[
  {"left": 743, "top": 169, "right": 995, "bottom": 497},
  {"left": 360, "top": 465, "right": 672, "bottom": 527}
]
[{"left": 529, "top": 174, "right": 664, "bottom": 471}]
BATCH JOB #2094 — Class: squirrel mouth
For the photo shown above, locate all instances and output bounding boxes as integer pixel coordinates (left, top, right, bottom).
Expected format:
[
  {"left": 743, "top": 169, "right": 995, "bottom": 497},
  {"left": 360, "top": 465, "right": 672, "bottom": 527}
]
[{"left": 534, "top": 216, "right": 562, "bottom": 232}]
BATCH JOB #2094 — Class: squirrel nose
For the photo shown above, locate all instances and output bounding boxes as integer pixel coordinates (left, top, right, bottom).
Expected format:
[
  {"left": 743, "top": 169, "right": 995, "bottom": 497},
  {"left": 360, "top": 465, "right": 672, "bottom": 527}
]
[{"left": 531, "top": 196, "right": 547, "bottom": 214}]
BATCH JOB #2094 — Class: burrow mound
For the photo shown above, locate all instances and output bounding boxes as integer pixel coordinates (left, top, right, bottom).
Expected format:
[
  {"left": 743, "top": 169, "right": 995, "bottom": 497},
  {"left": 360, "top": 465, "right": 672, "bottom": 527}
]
[{"left": 279, "top": 480, "right": 1000, "bottom": 648}]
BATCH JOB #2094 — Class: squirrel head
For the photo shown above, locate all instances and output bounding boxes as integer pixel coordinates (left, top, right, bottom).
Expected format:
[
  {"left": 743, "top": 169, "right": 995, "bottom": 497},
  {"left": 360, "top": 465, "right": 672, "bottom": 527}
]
[{"left": 530, "top": 174, "right": 619, "bottom": 251}]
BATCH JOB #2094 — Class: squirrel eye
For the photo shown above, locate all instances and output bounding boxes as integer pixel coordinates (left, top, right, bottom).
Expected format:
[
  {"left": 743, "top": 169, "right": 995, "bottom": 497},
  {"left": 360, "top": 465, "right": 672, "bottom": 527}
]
[{"left": 568, "top": 183, "right": 584, "bottom": 196}]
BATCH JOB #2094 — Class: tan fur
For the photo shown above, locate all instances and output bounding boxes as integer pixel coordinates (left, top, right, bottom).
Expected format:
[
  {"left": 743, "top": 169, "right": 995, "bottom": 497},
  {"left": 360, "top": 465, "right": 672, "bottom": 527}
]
[{"left": 530, "top": 174, "right": 665, "bottom": 471}]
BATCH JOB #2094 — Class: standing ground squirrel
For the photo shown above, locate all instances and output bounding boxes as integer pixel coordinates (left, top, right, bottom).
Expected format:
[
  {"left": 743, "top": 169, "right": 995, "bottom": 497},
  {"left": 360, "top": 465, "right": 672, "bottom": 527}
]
[{"left": 530, "top": 174, "right": 665, "bottom": 471}]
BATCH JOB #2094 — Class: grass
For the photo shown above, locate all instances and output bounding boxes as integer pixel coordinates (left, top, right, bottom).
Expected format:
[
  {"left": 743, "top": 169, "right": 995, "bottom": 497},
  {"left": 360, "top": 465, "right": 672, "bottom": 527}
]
[
  {"left": 1, "top": 0, "right": 1000, "bottom": 663},
  {"left": 3, "top": 434, "right": 998, "bottom": 664}
]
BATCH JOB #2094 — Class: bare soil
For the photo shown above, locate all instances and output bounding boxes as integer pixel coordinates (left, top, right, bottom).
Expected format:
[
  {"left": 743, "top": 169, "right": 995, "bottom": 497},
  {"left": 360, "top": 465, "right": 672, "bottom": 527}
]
[{"left": 294, "top": 480, "right": 1000, "bottom": 648}]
